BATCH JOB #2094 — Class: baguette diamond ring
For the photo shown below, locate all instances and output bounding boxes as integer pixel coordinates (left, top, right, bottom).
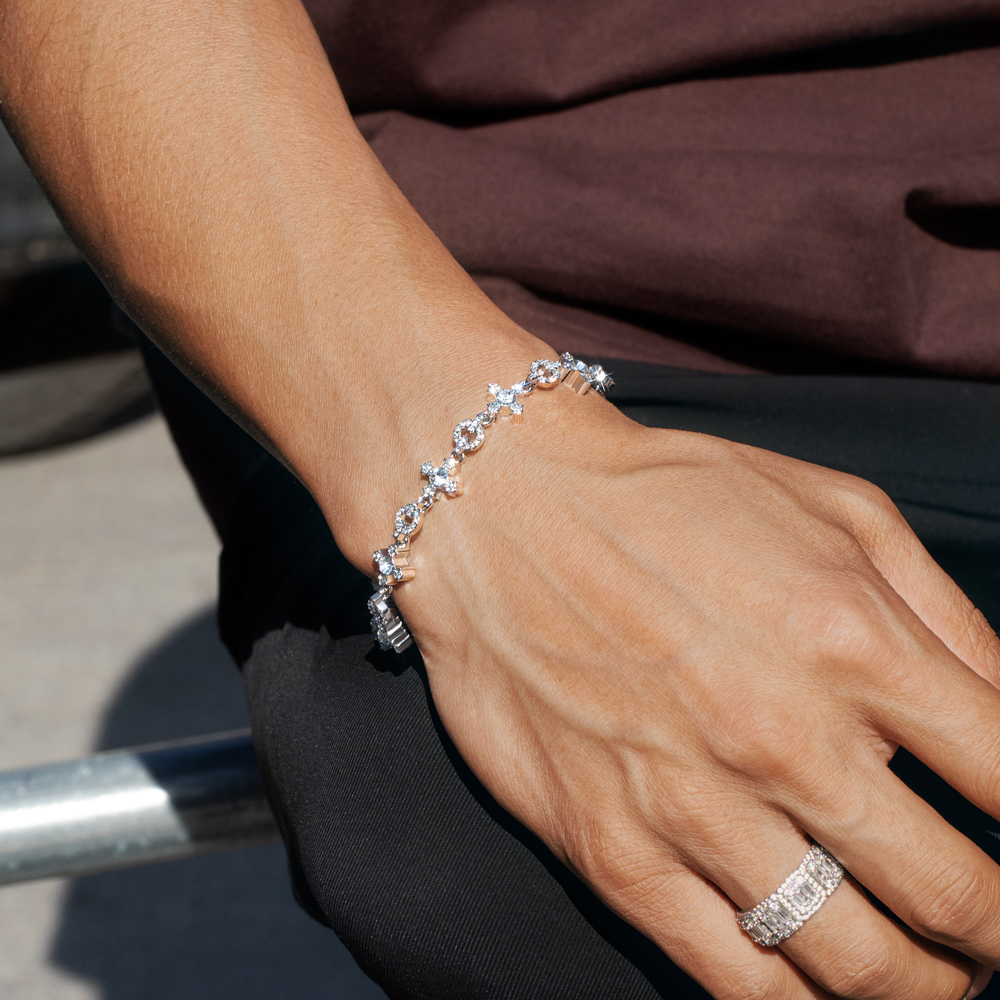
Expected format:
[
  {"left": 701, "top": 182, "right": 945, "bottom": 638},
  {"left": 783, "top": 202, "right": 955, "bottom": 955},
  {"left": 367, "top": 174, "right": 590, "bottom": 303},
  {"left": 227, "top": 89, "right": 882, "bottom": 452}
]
[{"left": 737, "top": 845, "right": 845, "bottom": 946}]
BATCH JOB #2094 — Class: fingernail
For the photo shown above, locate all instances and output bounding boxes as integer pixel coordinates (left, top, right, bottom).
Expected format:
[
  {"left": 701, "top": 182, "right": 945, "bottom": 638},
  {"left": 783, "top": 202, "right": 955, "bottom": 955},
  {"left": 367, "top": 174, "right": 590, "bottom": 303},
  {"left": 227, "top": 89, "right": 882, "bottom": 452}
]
[{"left": 963, "top": 963, "right": 993, "bottom": 1000}]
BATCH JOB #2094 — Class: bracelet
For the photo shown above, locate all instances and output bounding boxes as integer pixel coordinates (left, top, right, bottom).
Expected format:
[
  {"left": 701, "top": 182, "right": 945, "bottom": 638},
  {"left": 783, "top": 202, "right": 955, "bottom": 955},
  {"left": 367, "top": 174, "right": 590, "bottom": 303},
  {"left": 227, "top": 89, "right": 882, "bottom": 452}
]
[{"left": 368, "top": 353, "right": 614, "bottom": 653}]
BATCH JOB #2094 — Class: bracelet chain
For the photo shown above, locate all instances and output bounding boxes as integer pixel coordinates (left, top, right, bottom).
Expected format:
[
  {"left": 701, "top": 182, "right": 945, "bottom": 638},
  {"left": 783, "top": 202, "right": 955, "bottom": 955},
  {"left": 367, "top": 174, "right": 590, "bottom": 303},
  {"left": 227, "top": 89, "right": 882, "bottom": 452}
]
[{"left": 368, "top": 353, "right": 613, "bottom": 653}]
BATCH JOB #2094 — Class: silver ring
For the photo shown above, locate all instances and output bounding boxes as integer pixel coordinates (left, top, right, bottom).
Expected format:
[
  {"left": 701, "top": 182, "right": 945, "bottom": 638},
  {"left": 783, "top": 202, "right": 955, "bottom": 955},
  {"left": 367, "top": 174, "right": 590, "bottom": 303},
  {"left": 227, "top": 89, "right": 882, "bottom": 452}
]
[{"left": 737, "top": 844, "right": 845, "bottom": 946}]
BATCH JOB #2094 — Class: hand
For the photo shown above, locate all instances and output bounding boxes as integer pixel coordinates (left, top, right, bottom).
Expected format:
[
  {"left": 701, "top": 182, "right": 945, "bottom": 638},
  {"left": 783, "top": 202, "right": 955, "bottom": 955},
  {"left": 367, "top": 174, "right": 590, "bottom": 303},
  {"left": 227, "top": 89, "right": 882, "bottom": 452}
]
[
  {"left": 5, "top": 1, "right": 997, "bottom": 990},
  {"left": 395, "top": 386, "right": 1000, "bottom": 1000}
]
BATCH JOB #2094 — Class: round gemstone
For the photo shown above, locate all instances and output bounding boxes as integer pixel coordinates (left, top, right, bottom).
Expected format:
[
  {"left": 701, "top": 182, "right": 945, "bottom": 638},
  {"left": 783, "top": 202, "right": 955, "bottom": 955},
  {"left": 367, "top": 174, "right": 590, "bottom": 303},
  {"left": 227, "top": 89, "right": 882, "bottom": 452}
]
[{"left": 530, "top": 359, "right": 561, "bottom": 385}]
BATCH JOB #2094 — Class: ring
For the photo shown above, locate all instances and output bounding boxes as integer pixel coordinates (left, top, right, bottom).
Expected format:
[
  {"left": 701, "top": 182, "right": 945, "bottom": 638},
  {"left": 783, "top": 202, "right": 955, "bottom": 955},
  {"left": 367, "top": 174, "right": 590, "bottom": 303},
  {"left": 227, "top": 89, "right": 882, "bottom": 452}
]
[{"left": 737, "top": 844, "right": 845, "bottom": 946}]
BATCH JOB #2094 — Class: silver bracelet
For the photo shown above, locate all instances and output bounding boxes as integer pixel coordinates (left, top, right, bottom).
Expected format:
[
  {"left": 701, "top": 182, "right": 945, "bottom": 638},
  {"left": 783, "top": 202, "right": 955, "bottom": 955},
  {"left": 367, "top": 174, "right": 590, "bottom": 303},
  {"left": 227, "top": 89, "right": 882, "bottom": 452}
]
[{"left": 368, "top": 353, "right": 614, "bottom": 653}]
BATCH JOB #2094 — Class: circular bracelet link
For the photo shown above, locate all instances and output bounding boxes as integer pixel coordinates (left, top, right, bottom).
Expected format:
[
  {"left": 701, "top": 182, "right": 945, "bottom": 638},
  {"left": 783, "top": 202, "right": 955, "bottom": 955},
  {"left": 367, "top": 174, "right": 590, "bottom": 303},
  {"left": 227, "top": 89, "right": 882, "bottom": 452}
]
[
  {"left": 368, "top": 353, "right": 614, "bottom": 652},
  {"left": 452, "top": 418, "right": 485, "bottom": 454}
]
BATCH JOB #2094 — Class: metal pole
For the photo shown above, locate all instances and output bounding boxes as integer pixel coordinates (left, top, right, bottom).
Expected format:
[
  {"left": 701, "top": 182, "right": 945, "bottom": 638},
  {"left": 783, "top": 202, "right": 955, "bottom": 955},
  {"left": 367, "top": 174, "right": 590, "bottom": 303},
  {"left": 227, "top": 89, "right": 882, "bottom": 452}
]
[{"left": 0, "top": 731, "right": 279, "bottom": 884}]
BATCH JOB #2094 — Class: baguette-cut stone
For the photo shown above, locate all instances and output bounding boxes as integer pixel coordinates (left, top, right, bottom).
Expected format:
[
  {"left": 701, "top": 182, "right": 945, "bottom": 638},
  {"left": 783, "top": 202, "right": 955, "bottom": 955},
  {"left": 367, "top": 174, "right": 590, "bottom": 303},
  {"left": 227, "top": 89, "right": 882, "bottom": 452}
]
[
  {"left": 782, "top": 874, "right": 824, "bottom": 917},
  {"left": 368, "top": 587, "right": 413, "bottom": 653},
  {"left": 746, "top": 897, "right": 800, "bottom": 946},
  {"left": 805, "top": 850, "right": 844, "bottom": 892},
  {"left": 738, "top": 846, "right": 844, "bottom": 946}
]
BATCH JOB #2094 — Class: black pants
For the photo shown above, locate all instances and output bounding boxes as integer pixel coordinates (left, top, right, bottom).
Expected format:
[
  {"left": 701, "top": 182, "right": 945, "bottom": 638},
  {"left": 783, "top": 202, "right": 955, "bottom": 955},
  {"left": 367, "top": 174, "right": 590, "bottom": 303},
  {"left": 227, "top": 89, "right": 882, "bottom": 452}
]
[{"left": 140, "top": 336, "right": 1000, "bottom": 1000}]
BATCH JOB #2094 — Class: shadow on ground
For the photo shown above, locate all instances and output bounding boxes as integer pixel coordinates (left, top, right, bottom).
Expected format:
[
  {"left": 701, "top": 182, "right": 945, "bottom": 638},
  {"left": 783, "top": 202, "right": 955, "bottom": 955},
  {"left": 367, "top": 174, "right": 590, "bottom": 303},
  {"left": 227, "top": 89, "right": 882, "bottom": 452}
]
[{"left": 47, "top": 606, "right": 388, "bottom": 1000}]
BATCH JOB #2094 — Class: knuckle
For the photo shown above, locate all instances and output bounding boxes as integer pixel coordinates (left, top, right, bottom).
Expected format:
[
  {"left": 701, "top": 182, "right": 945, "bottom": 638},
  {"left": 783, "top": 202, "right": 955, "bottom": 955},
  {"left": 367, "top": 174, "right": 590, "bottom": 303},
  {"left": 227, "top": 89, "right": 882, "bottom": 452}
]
[
  {"left": 964, "top": 605, "right": 1000, "bottom": 671},
  {"left": 816, "top": 949, "right": 900, "bottom": 999},
  {"left": 710, "top": 708, "right": 814, "bottom": 786},
  {"left": 714, "top": 964, "right": 788, "bottom": 1000},
  {"left": 707, "top": 707, "right": 861, "bottom": 813},
  {"left": 561, "top": 817, "right": 616, "bottom": 881},
  {"left": 801, "top": 781, "right": 871, "bottom": 834},
  {"left": 671, "top": 813, "right": 746, "bottom": 866},
  {"left": 839, "top": 477, "right": 902, "bottom": 531},
  {"left": 657, "top": 771, "right": 737, "bottom": 843},
  {"left": 808, "top": 583, "right": 886, "bottom": 649},
  {"left": 561, "top": 816, "right": 658, "bottom": 897},
  {"left": 798, "top": 577, "right": 910, "bottom": 676},
  {"left": 906, "top": 864, "right": 996, "bottom": 944}
]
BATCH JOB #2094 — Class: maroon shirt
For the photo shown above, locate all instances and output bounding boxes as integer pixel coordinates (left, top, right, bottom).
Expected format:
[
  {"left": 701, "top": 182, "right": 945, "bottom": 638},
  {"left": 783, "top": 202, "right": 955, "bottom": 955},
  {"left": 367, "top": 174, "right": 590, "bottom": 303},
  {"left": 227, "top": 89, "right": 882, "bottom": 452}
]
[{"left": 306, "top": 1, "right": 1000, "bottom": 377}]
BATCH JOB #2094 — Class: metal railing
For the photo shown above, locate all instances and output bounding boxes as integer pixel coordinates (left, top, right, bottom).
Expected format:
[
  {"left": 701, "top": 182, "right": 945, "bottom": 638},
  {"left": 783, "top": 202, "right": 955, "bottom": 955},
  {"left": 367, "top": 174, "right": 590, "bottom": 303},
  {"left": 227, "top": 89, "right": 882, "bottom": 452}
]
[{"left": 0, "top": 731, "right": 279, "bottom": 884}]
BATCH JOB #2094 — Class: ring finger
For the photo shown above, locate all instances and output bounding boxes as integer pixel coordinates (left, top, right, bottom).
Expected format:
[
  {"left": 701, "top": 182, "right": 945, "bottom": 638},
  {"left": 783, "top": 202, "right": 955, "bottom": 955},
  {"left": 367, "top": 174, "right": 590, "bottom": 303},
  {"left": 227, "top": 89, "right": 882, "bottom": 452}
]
[{"left": 677, "top": 804, "right": 977, "bottom": 999}]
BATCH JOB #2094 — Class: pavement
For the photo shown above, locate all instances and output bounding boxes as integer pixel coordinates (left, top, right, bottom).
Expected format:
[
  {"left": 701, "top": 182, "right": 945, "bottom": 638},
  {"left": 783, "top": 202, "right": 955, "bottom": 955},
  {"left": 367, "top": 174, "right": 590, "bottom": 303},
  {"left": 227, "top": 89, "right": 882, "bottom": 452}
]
[{"left": 0, "top": 413, "right": 388, "bottom": 1000}]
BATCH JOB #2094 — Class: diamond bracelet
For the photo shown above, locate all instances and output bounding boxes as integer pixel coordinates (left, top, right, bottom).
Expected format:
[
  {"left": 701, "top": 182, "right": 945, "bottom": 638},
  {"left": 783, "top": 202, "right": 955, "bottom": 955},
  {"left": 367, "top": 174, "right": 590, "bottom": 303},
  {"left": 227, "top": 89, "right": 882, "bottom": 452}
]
[{"left": 368, "top": 353, "right": 614, "bottom": 653}]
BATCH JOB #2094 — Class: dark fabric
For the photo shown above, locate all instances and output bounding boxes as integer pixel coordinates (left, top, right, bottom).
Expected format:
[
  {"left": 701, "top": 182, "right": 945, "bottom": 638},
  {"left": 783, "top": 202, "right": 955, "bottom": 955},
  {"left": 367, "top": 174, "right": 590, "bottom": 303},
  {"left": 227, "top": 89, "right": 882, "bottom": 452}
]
[
  {"left": 301, "top": 1, "right": 1000, "bottom": 378},
  {"left": 141, "top": 336, "right": 1000, "bottom": 999},
  {"left": 135, "top": 328, "right": 272, "bottom": 538}
]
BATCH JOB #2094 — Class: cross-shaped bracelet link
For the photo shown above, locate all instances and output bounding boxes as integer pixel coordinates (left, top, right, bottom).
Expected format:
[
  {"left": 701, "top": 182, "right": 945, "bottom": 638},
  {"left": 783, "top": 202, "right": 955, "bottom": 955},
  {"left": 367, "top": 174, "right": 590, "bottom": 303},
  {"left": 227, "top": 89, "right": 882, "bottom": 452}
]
[{"left": 368, "top": 353, "right": 613, "bottom": 653}]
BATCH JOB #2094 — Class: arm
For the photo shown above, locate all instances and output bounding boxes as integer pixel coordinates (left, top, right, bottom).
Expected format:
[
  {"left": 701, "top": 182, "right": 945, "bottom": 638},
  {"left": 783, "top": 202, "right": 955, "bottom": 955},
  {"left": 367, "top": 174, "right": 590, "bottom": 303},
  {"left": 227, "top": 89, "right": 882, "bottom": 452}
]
[
  {"left": 3, "top": 4, "right": 1000, "bottom": 998},
  {"left": 0, "top": 0, "right": 542, "bottom": 566}
]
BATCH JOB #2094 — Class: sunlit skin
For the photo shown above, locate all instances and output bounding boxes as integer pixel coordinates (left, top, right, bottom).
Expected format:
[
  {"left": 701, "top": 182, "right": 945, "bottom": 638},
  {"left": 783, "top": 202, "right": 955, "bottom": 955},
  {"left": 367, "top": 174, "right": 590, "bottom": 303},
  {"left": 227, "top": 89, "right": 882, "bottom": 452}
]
[{"left": 1, "top": 2, "right": 998, "bottom": 997}]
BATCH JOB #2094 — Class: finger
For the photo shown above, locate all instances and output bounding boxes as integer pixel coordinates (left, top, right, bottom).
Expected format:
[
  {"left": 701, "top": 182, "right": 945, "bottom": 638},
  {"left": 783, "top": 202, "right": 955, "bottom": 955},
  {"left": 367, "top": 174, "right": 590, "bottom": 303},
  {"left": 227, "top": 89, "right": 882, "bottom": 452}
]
[
  {"left": 677, "top": 810, "right": 977, "bottom": 999},
  {"left": 581, "top": 844, "right": 829, "bottom": 1000},
  {"left": 799, "top": 540, "right": 1000, "bottom": 848},
  {"left": 865, "top": 634, "right": 1000, "bottom": 834},
  {"left": 784, "top": 754, "right": 1000, "bottom": 972},
  {"left": 842, "top": 483, "right": 1000, "bottom": 688},
  {"left": 968, "top": 964, "right": 994, "bottom": 999}
]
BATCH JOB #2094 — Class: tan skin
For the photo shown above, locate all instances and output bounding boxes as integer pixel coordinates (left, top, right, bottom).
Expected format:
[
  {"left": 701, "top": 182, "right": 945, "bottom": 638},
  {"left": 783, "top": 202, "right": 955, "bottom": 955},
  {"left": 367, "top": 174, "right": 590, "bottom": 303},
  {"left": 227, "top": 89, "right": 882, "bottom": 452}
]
[{"left": 2, "top": 1, "right": 999, "bottom": 996}]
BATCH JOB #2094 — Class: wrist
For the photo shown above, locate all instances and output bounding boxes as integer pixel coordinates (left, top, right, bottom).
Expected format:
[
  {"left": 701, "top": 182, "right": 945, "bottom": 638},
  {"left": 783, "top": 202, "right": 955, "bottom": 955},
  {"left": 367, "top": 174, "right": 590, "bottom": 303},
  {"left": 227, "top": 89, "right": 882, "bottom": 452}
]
[
  {"left": 350, "top": 350, "right": 624, "bottom": 652},
  {"left": 297, "top": 305, "right": 554, "bottom": 572}
]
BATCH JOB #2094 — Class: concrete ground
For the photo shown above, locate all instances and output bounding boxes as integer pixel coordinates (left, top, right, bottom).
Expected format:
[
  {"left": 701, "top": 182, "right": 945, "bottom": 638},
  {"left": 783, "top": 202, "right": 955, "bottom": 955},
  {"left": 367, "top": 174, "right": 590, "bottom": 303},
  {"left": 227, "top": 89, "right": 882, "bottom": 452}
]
[{"left": 0, "top": 413, "right": 388, "bottom": 1000}]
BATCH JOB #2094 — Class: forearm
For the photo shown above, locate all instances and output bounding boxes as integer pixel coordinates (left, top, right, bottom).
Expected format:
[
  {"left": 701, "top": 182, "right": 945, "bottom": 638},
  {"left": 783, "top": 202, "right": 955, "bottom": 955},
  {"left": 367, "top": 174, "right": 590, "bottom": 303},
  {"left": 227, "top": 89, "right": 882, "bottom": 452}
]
[{"left": 0, "top": 0, "right": 547, "bottom": 564}]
